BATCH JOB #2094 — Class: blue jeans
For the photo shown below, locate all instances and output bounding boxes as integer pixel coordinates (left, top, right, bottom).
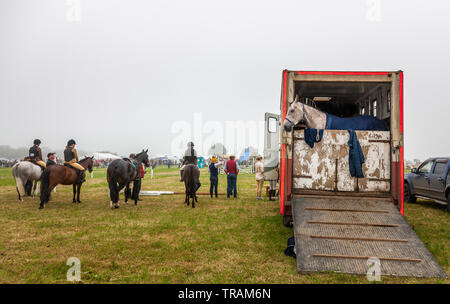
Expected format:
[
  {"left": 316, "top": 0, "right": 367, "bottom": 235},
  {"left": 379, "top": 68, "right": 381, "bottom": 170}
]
[
  {"left": 210, "top": 175, "right": 218, "bottom": 197},
  {"left": 227, "top": 174, "right": 237, "bottom": 198}
]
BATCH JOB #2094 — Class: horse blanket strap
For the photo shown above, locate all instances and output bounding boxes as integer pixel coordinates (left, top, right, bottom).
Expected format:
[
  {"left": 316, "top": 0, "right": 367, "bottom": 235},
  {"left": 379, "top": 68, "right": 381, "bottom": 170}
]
[{"left": 304, "top": 129, "right": 324, "bottom": 148}]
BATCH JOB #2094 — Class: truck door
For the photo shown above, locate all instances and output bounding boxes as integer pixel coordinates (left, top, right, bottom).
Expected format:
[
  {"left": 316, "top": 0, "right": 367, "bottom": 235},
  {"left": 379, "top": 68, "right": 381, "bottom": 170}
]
[
  {"left": 429, "top": 160, "right": 448, "bottom": 201},
  {"left": 263, "top": 113, "right": 280, "bottom": 181},
  {"left": 411, "top": 160, "right": 434, "bottom": 197}
]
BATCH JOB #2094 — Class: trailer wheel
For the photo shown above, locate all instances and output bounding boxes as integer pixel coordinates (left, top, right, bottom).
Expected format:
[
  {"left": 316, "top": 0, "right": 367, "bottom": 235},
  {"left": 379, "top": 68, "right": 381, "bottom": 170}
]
[
  {"left": 404, "top": 182, "right": 416, "bottom": 204},
  {"left": 283, "top": 215, "right": 293, "bottom": 227}
]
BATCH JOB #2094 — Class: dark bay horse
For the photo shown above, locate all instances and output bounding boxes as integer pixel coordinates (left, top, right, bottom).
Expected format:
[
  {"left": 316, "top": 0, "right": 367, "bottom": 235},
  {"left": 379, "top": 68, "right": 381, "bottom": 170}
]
[
  {"left": 39, "top": 157, "right": 94, "bottom": 209},
  {"left": 107, "top": 149, "right": 150, "bottom": 209},
  {"left": 184, "top": 164, "right": 199, "bottom": 208}
]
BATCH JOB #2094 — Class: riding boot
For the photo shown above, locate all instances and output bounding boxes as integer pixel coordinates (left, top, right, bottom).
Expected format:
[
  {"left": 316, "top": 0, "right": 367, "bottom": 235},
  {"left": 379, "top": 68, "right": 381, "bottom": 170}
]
[
  {"left": 269, "top": 189, "right": 272, "bottom": 201},
  {"left": 77, "top": 170, "right": 86, "bottom": 184}
]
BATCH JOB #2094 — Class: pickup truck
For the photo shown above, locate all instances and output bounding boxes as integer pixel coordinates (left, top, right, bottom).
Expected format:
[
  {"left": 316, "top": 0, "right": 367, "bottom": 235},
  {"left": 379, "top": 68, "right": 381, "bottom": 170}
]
[{"left": 404, "top": 157, "right": 450, "bottom": 211}]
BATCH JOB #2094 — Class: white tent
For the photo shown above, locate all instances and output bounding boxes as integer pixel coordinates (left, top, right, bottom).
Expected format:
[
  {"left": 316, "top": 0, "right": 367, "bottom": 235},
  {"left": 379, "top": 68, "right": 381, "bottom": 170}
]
[{"left": 92, "top": 152, "right": 121, "bottom": 160}]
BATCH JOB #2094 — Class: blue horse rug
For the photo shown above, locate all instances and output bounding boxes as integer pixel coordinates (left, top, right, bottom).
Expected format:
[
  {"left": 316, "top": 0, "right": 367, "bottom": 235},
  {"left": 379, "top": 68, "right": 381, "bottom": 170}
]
[{"left": 325, "top": 114, "right": 388, "bottom": 131}]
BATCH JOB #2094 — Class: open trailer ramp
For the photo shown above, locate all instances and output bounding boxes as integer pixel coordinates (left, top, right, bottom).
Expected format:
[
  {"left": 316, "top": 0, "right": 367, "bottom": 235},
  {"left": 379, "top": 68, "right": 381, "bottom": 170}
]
[{"left": 292, "top": 195, "right": 447, "bottom": 278}]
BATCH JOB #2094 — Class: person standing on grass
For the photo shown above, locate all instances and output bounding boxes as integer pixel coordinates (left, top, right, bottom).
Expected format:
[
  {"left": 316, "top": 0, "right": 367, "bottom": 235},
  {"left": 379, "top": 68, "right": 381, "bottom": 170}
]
[
  {"left": 224, "top": 155, "right": 239, "bottom": 198},
  {"left": 209, "top": 156, "right": 220, "bottom": 198},
  {"left": 46, "top": 152, "right": 57, "bottom": 167},
  {"left": 255, "top": 156, "right": 264, "bottom": 200}
]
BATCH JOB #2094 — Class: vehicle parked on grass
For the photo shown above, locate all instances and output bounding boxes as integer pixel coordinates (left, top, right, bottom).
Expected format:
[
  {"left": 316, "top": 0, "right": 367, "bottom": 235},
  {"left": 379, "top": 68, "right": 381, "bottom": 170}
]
[
  {"left": 404, "top": 157, "right": 450, "bottom": 212},
  {"left": 262, "top": 70, "right": 447, "bottom": 278}
]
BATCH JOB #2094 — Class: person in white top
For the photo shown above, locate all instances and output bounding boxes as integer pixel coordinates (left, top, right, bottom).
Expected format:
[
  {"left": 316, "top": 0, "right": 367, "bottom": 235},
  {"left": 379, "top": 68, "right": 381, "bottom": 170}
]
[{"left": 254, "top": 156, "right": 264, "bottom": 200}]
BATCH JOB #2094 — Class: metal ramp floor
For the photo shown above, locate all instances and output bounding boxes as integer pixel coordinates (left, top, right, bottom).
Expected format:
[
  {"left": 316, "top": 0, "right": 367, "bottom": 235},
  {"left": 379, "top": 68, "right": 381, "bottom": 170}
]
[{"left": 292, "top": 195, "right": 447, "bottom": 278}]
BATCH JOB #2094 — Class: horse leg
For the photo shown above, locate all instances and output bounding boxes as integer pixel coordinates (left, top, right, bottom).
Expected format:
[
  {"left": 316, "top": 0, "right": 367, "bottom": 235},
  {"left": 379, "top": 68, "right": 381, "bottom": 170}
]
[
  {"left": 116, "top": 183, "right": 126, "bottom": 208},
  {"left": 32, "top": 180, "right": 39, "bottom": 198},
  {"left": 124, "top": 183, "right": 130, "bottom": 204},
  {"left": 132, "top": 180, "right": 139, "bottom": 206},
  {"left": 73, "top": 184, "right": 77, "bottom": 203},
  {"left": 192, "top": 195, "right": 195, "bottom": 208},
  {"left": 77, "top": 183, "right": 82, "bottom": 203}
]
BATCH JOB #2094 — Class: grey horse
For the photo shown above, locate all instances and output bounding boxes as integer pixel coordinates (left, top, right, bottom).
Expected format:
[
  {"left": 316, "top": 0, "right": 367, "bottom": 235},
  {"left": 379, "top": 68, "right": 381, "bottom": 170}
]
[{"left": 12, "top": 161, "right": 43, "bottom": 201}]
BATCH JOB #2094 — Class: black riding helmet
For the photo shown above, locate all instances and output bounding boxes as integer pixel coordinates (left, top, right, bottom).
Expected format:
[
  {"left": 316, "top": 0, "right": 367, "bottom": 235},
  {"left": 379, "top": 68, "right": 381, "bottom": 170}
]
[
  {"left": 33, "top": 139, "right": 41, "bottom": 145},
  {"left": 67, "top": 139, "right": 76, "bottom": 146}
]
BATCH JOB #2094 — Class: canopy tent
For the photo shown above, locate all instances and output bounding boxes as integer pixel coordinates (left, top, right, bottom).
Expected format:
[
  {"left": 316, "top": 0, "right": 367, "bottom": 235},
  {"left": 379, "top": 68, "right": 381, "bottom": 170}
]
[
  {"left": 92, "top": 152, "right": 121, "bottom": 160},
  {"left": 238, "top": 147, "right": 258, "bottom": 162}
]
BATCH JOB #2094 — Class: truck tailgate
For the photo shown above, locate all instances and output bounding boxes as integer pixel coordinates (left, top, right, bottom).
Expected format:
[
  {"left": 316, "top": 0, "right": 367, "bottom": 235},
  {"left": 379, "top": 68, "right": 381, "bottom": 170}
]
[{"left": 292, "top": 195, "right": 447, "bottom": 278}]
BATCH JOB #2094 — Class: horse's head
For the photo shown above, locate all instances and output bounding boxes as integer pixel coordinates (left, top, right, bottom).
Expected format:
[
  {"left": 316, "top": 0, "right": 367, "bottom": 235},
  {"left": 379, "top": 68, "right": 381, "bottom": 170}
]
[
  {"left": 283, "top": 100, "right": 305, "bottom": 132},
  {"left": 78, "top": 157, "right": 94, "bottom": 173},
  {"left": 136, "top": 149, "right": 150, "bottom": 167},
  {"left": 86, "top": 156, "right": 94, "bottom": 173}
]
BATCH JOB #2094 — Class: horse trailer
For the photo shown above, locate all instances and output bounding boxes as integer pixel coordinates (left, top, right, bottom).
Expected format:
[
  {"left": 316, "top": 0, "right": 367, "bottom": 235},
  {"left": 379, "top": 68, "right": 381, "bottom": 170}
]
[{"left": 263, "top": 70, "right": 447, "bottom": 278}]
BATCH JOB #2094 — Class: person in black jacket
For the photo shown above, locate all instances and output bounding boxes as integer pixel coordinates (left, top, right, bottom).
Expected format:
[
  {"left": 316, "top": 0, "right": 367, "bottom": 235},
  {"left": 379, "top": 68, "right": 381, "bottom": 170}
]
[
  {"left": 29, "top": 139, "right": 46, "bottom": 169},
  {"left": 46, "top": 152, "right": 57, "bottom": 167}
]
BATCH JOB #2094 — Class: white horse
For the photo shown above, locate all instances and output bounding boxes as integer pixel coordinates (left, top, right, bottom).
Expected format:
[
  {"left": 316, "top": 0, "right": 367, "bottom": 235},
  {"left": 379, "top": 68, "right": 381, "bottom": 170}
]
[
  {"left": 11, "top": 161, "right": 42, "bottom": 201},
  {"left": 283, "top": 100, "right": 388, "bottom": 132}
]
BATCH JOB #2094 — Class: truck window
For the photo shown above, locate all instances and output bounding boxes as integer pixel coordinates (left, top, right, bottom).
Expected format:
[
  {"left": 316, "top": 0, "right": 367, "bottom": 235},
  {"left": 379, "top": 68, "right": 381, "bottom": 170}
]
[
  {"left": 419, "top": 161, "right": 433, "bottom": 174},
  {"left": 433, "top": 162, "right": 447, "bottom": 175},
  {"left": 268, "top": 117, "right": 277, "bottom": 133}
]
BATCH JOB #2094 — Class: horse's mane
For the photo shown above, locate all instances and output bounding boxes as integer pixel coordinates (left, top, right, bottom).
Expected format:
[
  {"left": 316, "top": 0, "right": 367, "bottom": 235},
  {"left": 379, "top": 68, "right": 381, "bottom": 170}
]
[{"left": 79, "top": 157, "right": 92, "bottom": 163}]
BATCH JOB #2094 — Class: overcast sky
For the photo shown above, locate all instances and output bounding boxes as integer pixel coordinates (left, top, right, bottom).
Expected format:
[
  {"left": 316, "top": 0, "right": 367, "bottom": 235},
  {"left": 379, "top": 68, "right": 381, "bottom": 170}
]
[{"left": 1, "top": 0, "right": 449, "bottom": 160}]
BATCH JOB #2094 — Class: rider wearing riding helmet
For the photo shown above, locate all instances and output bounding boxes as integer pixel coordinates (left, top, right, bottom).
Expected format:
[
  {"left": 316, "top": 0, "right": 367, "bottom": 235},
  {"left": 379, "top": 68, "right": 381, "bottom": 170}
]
[
  {"left": 29, "top": 139, "right": 46, "bottom": 169},
  {"left": 64, "top": 139, "right": 85, "bottom": 183}
]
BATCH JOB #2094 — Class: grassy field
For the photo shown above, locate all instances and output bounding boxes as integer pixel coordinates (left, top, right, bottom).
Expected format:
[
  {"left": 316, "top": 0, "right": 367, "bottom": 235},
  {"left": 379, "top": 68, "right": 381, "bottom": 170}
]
[{"left": 0, "top": 166, "right": 448, "bottom": 284}]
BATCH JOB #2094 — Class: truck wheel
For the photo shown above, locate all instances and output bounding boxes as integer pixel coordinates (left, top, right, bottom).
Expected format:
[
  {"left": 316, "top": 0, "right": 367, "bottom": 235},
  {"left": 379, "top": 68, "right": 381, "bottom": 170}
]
[
  {"left": 404, "top": 182, "right": 416, "bottom": 204},
  {"left": 283, "top": 215, "right": 293, "bottom": 227}
]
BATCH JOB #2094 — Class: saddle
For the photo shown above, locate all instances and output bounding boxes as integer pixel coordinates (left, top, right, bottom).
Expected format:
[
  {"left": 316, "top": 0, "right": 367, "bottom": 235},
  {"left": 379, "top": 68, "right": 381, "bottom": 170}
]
[
  {"left": 64, "top": 163, "right": 80, "bottom": 172},
  {"left": 27, "top": 159, "right": 45, "bottom": 170}
]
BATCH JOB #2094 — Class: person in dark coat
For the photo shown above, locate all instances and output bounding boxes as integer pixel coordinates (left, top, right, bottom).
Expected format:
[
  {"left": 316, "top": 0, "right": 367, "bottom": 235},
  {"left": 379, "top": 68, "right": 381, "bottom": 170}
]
[
  {"left": 28, "top": 139, "right": 46, "bottom": 169},
  {"left": 46, "top": 152, "right": 57, "bottom": 167},
  {"left": 209, "top": 156, "right": 220, "bottom": 198}
]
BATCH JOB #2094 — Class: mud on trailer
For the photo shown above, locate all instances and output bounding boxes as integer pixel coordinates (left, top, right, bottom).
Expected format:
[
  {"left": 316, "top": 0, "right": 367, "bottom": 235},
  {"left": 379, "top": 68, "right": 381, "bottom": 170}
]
[{"left": 263, "top": 70, "right": 446, "bottom": 278}]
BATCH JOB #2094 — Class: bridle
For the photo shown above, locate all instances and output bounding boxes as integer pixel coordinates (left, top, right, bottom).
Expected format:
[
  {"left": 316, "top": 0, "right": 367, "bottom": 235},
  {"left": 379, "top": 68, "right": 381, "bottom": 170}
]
[{"left": 286, "top": 102, "right": 307, "bottom": 125}]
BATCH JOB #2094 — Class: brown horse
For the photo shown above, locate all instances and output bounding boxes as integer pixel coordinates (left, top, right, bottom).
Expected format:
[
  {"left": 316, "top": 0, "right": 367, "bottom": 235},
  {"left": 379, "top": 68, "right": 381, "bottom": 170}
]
[
  {"left": 184, "top": 164, "right": 199, "bottom": 208},
  {"left": 39, "top": 157, "right": 94, "bottom": 209}
]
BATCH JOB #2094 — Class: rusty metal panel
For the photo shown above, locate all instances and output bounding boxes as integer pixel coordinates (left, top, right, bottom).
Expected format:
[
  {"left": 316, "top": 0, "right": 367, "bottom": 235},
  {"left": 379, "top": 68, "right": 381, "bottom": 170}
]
[{"left": 293, "top": 130, "right": 390, "bottom": 193}]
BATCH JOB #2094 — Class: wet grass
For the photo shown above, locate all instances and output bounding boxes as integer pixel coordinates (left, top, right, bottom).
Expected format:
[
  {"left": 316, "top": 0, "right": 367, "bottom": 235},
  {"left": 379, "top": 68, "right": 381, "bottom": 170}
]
[{"left": 0, "top": 167, "right": 448, "bottom": 283}]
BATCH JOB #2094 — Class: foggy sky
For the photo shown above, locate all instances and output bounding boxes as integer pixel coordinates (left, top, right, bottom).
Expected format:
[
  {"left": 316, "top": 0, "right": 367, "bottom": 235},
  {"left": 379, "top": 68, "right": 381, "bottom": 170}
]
[{"left": 1, "top": 0, "right": 449, "bottom": 160}]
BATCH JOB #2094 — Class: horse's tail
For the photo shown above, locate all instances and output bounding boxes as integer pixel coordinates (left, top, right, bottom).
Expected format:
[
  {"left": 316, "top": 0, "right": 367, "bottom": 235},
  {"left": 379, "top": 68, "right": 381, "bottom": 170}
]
[
  {"left": 39, "top": 168, "right": 51, "bottom": 203},
  {"left": 107, "top": 166, "right": 120, "bottom": 203},
  {"left": 12, "top": 163, "right": 25, "bottom": 197}
]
